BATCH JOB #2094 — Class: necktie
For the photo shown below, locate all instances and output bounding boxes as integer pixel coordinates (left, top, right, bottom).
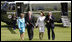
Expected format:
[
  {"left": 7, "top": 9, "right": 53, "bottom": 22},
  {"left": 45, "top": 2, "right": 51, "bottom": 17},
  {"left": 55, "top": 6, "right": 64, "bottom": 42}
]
[{"left": 29, "top": 16, "right": 31, "bottom": 20}]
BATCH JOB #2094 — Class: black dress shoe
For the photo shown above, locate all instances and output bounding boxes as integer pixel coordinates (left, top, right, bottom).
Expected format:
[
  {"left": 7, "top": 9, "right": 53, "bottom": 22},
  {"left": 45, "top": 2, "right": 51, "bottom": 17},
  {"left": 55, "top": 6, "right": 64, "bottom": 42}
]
[{"left": 29, "top": 39, "right": 32, "bottom": 40}]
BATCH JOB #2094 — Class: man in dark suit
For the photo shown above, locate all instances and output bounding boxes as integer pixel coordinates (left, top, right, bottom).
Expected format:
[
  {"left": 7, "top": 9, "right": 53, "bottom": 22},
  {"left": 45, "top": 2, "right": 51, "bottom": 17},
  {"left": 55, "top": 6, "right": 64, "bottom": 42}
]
[
  {"left": 11, "top": 13, "right": 17, "bottom": 30},
  {"left": 25, "top": 11, "right": 35, "bottom": 40},
  {"left": 45, "top": 12, "right": 55, "bottom": 40}
]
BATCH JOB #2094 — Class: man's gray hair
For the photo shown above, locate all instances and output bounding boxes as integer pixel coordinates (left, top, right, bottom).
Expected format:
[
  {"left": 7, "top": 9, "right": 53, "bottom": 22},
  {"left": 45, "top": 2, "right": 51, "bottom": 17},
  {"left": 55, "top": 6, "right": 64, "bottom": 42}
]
[{"left": 48, "top": 11, "right": 52, "bottom": 14}]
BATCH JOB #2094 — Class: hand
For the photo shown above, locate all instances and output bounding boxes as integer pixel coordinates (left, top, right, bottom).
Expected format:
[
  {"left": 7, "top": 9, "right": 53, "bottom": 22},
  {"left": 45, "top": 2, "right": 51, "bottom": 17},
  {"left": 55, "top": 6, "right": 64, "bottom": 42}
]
[
  {"left": 49, "top": 16, "right": 52, "bottom": 19},
  {"left": 19, "top": 28, "right": 21, "bottom": 30},
  {"left": 36, "top": 26, "right": 38, "bottom": 28},
  {"left": 47, "top": 21, "right": 49, "bottom": 23},
  {"left": 27, "top": 22, "right": 29, "bottom": 25}
]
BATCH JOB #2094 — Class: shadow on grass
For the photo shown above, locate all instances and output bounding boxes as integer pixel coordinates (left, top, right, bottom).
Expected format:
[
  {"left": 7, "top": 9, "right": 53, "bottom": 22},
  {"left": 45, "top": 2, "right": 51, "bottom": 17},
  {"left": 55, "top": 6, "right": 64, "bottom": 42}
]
[
  {"left": 1, "top": 25, "right": 12, "bottom": 28},
  {"left": 55, "top": 24, "right": 63, "bottom": 27},
  {"left": 1, "top": 23, "right": 68, "bottom": 30},
  {"left": 1, "top": 25, "right": 17, "bottom": 34},
  {"left": 7, "top": 27, "right": 17, "bottom": 34},
  {"left": 8, "top": 38, "right": 29, "bottom": 41},
  {"left": 1, "top": 25, "right": 18, "bottom": 28}
]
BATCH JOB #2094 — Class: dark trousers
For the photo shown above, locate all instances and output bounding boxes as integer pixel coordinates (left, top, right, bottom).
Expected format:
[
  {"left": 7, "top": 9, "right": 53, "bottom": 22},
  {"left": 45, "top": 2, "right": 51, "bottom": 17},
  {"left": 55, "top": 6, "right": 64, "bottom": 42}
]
[
  {"left": 47, "top": 26, "right": 55, "bottom": 40},
  {"left": 27, "top": 26, "right": 34, "bottom": 40},
  {"left": 13, "top": 20, "right": 16, "bottom": 29}
]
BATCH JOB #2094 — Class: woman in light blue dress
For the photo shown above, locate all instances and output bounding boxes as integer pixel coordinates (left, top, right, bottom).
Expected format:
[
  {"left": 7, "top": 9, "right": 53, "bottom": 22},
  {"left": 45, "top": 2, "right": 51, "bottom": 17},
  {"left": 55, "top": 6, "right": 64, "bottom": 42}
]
[{"left": 17, "top": 13, "right": 25, "bottom": 40}]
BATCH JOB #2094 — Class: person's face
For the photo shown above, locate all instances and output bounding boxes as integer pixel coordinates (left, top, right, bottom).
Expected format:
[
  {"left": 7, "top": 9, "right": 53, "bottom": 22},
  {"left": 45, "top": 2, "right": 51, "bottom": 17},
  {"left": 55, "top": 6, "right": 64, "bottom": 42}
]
[
  {"left": 40, "top": 13, "right": 43, "bottom": 16},
  {"left": 48, "top": 12, "right": 52, "bottom": 16},
  {"left": 28, "top": 11, "right": 32, "bottom": 16},
  {"left": 21, "top": 14, "right": 24, "bottom": 18},
  {"left": 22, "top": 14, "right": 24, "bottom": 17},
  {"left": 40, "top": 13, "right": 42, "bottom": 16}
]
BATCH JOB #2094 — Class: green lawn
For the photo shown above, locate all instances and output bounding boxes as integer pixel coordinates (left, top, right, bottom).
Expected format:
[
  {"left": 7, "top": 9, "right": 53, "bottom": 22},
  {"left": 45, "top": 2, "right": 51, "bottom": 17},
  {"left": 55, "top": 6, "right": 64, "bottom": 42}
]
[{"left": 1, "top": 22, "right": 71, "bottom": 41}]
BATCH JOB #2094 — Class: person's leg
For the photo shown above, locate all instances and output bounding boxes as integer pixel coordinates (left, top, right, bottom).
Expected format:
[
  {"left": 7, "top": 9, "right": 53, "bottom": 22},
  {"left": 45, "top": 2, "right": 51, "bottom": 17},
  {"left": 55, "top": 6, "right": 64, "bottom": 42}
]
[
  {"left": 20, "top": 33, "right": 23, "bottom": 40},
  {"left": 13, "top": 20, "right": 16, "bottom": 30},
  {"left": 13, "top": 21, "right": 15, "bottom": 29},
  {"left": 27, "top": 27, "right": 31, "bottom": 40},
  {"left": 14, "top": 21, "right": 16, "bottom": 29},
  {"left": 22, "top": 32, "right": 24, "bottom": 40},
  {"left": 31, "top": 27, "right": 34, "bottom": 40},
  {"left": 51, "top": 28, "right": 55, "bottom": 40},
  {"left": 29, "top": 28, "right": 32, "bottom": 40},
  {"left": 39, "top": 32, "right": 42, "bottom": 40},
  {"left": 42, "top": 32, "right": 44, "bottom": 40},
  {"left": 20, "top": 34, "right": 21, "bottom": 39},
  {"left": 47, "top": 27, "right": 50, "bottom": 40},
  {"left": 29, "top": 27, "right": 33, "bottom": 40},
  {"left": 41, "top": 26, "right": 44, "bottom": 40}
]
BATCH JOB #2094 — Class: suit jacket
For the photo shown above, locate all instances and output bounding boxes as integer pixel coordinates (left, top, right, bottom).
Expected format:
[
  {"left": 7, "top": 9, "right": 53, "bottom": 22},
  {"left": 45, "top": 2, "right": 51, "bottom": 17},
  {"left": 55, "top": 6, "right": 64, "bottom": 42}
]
[
  {"left": 25, "top": 15, "right": 35, "bottom": 28},
  {"left": 45, "top": 15, "right": 55, "bottom": 28}
]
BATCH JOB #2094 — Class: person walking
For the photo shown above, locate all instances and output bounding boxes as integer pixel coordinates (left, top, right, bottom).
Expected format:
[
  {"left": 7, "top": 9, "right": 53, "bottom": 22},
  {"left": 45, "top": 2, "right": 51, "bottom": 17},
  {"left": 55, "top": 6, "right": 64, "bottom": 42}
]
[
  {"left": 36, "top": 11, "right": 45, "bottom": 40},
  {"left": 17, "top": 13, "right": 25, "bottom": 40},
  {"left": 25, "top": 11, "right": 35, "bottom": 40},
  {"left": 45, "top": 11, "right": 55, "bottom": 40},
  {"left": 11, "top": 13, "right": 17, "bottom": 30}
]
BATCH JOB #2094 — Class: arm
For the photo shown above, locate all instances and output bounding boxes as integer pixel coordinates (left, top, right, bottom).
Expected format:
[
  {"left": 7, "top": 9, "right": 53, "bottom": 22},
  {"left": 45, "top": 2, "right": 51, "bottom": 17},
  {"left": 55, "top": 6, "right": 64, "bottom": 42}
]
[
  {"left": 50, "top": 16, "right": 54, "bottom": 21},
  {"left": 36, "top": 17, "right": 39, "bottom": 28},
  {"left": 25, "top": 16, "right": 29, "bottom": 25},
  {"left": 32, "top": 16, "right": 35, "bottom": 26},
  {"left": 17, "top": 19, "right": 21, "bottom": 30},
  {"left": 45, "top": 16, "right": 49, "bottom": 23},
  {"left": 36, "top": 18, "right": 39, "bottom": 26},
  {"left": 25, "top": 16, "right": 27, "bottom": 24},
  {"left": 49, "top": 16, "right": 55, "bottom": 23}
]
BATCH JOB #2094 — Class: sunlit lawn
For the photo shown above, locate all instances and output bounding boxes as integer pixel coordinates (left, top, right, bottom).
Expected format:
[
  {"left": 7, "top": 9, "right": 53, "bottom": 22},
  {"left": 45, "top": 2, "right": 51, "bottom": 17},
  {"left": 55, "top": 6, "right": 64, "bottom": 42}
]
[{"left": 1, "top": 22, "right": 71, "bottom": 41}]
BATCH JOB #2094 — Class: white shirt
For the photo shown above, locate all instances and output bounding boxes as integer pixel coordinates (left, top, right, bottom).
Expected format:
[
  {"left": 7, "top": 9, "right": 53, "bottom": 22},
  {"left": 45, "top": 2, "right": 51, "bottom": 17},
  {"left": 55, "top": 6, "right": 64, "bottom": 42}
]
[
  {"left": 36, "top": 16, "right": 46, "bottom": 26},
  {"left": 49, "top": 15, "right": 52, "bottom": 19}
]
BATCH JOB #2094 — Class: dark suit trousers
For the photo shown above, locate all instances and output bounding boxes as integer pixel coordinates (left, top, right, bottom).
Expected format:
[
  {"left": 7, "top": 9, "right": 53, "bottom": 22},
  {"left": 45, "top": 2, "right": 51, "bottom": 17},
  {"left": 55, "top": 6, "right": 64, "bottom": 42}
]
[
  {"left": 27, "top": 25, "right": 34, "bottom": 40},
  {"left": 47, "top": 26, "right": 55, "bottom": 40},
  {"left": 13, "top": 20, "right": 16, "bottom": 29}
]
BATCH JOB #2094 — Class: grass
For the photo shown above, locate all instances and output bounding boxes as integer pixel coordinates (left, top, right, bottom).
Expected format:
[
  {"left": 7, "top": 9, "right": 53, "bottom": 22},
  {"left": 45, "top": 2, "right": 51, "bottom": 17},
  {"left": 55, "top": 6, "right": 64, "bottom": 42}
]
[{"left": 1, "top": 22, "right": 71, "bottom": 41}]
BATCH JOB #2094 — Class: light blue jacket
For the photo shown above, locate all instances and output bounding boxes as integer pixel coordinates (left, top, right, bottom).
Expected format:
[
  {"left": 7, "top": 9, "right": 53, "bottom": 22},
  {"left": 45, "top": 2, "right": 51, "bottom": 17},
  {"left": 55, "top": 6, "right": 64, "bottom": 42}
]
[{"left": 17, "top": 17, "right": 25, "bottom": 29}]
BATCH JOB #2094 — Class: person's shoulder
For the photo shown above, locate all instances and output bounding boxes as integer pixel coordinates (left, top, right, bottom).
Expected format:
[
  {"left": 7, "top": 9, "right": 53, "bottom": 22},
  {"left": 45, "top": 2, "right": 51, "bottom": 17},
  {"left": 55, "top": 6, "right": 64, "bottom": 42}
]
[
  {"left": 52, "top": 15, "right": 54, "bottom": 17},
  {"left": 45, "top": 15, "right": 48, "bottom": 18},
  {"left": 17, "top": 17, "right": 20, "bottom": 21},
  {"left": 18, "top": 17, "right": 20, "bottom": 19},
  {"left": 23, "top": 18, "right": 25, "bottom": 19},
  {"left": 43, "top": 16, "right": 45, "bottom": 17},
  {"left": 38, "top": 16, "right": 41, "bottom": 18},
  {"left": 43, "top": 16, "right": 46, "bottom": 18},
  {"left": 17, "top": 17, "right": 21, "bottom": 20},
  {"left": 46, "top": 15, "right": 48, "bottom": 16}
]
